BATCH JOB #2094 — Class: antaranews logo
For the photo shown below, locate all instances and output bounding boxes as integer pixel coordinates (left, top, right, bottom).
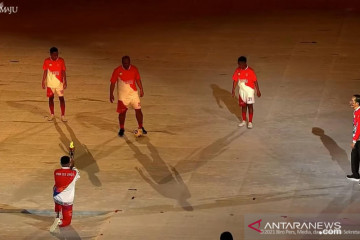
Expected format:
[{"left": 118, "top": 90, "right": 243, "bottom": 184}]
[
  {"left": 0, "top": 2, "right": 18, "bottom": 14},
  {"left": 248, "top": 219, "right": 262, "bottom": 233},
  {"left": 247, "top": 218, "right": 342, "bottom": 236}
]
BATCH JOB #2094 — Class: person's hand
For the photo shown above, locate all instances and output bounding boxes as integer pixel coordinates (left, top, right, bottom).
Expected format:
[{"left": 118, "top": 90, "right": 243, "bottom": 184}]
[
  {"left": 63, "top": 81, "right": 67, "bottom": 89},
  {"left": 42, "top": 81, "right": 46, "bottom": 89},
  {"left": 140, "top": 89, "right": 144, "bottom": 97},
  {"left": 110, "top": 94, "right": 114, "bottom": 103},
  {"left": 351, "top": 142, "right": 355, "bottom": 149},
  {"left": 257, "top": 90, "right": 261, "bottom": 97}
]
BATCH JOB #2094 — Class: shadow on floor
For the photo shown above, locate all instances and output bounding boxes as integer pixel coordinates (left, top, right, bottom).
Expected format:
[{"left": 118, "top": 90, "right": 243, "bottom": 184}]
[
  {"left": 54, "top": 121, "right": 102, "bottom": 187},
  {"left": 75, "top": 111, "right": 118, "bottom": 133},
  {"left": 210, "top": 84, "right": 242, "bottom": 121},
  {"left": 312, "top": 127, "right": 349, "bottom": 174},
  {"left": 125, "top": 130, "right": 243, "bottom": 211},
  {"left": 307, "top": 127, "right": 358, "bottom": 240},
  {"left": 125, "top": 136, "right": 193, "bottom": 211},
  {"left": 123, "top": 185, "right": 344, "bottom": 215},
  {"left": 51, "top": 225, "right": 82, "bottom": 240},
  {"left": 0, "top": 203, "right": 112, "bottom": 239},
  {"left": 174, "top": 130, "right": 243, "bottom": 174}
]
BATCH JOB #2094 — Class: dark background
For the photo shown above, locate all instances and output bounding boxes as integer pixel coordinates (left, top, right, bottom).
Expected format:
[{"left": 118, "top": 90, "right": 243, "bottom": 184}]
[{"left": 1, "top": 0, "right": 360, "bottom": 34}]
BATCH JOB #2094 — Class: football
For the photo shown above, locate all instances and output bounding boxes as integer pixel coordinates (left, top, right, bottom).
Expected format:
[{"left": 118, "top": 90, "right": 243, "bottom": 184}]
[{"left": 134, "top": 129, "right": 143, "bottom": 138}]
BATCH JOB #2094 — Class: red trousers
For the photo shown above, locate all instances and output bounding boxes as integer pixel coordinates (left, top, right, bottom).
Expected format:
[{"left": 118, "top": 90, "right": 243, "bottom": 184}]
[{"left": 55, "top": 203, "right": 73, "bottom": 227}]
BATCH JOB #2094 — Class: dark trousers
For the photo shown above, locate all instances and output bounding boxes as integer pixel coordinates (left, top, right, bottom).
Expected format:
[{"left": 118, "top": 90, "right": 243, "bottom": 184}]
[{"left": 351, "top": 142, "right": 360, "bottom": 177}]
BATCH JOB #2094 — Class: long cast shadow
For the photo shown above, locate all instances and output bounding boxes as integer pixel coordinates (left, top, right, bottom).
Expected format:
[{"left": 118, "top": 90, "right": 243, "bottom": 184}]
[
  {"left": 125, "top": 137, "right": 193, "bottom": 211},
  {"left": 54, "top": 121, "right": 102, "bottom": 187},
  {"left": 75, "top": 111, "right": 177, "bottom": 136},
  {"left": 0, "top": 203, "right": 111, "bottom": 239},
  {"left": 6, "top": 100, "right": 102, "bottom": 186},
  {"left": 121, "top": 185, "right": 341, "bottom": 216},
  {"left": 125, "top": 130, "right": 243, "bottom": 211},
  {"left": 0, "top": 203, "right": 81, "bottom": 239},
  {"left": 174, "top": 130, "right": 244, "bottom": 174},
  {"left": 210, "top": 84, "right": 242, "bottom": 121},
  {"left": 6, "top": 100, "right": 48, "bottom": 117},
  {"left": 312, "top": 127, "right": 349, "bottom": 174},
  {"left": 75, "top": 112, "right": 117, "bottom": 133},
  {"left": 305, "top": 127, "right": 357, "bottom": 240}
]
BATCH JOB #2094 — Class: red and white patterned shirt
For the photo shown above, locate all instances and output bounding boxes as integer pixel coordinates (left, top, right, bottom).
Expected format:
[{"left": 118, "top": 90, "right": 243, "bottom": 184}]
[
  {"left": 53, "top": 167, "right": 80, "bottom": 205},
  {"left": 353, "top": 107, "right": 360, "bottom": 143},
  {"left": 110, "top": 65, "right": 140, "bottom": 98},
  {"left": 43, "top": 57, "right": 66, "bottom": 88},
  {"left": 232, "top": 66, "right": 257, "bottom": 89}
]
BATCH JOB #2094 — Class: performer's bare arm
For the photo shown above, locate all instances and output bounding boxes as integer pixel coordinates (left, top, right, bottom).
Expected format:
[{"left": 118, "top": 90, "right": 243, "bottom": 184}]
[
  {"left": 110, "top": 82, "right": 116, "bottom": 103},
  {"left": 232, "top": 80, "right": 237, "bottom": 97},
  {"left": 63, "top": 70, "right": 67, "bottom": 89},
  {"left": 255, "top": 81, "right": 261, "bottom": 97},
  {"left": 136, "top": 79, "right": 144, "bottom": 97},
  {"left": 42, "top": 70, "right": 47, "bottom": 89}
]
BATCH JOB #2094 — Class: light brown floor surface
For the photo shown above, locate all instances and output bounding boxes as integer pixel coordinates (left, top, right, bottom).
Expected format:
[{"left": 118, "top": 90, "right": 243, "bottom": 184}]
[{"left": 1, "top": 1, "right": 360, "bottom": 239}]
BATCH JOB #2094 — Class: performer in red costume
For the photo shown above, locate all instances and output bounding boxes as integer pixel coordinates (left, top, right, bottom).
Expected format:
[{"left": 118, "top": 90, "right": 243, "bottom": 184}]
[
  {"left": 50, "top": 155, "right": 80, "bottom": 232},
  {"left": 232, "top": 56, "right": 261, "bottom": 129},
  {"left": 42, "top": 47, "right": 67, "bottom": 122},
  {"left": 109, "top": 55, "right": 147, "bottom": 137},
  {"left": 347, "top": 95, "right": 360, "bottom": 182}
]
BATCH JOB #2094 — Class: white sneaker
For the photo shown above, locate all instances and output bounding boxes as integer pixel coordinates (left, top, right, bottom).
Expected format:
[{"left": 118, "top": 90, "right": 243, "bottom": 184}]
[
  {"left": 61, "top": 115, "right": 67, "bottom": 122},
  {"left": 238, "top": 121, "right": 246, "bottom": 127},
  {"left": 248, "top": 122, "right": 253, "bottom": 129},
  {"left": 47, "top": 114, "right": 54, "bottom": 121},
  {"left": 49, "top": 218, "right": 61, "bottom": 232}
]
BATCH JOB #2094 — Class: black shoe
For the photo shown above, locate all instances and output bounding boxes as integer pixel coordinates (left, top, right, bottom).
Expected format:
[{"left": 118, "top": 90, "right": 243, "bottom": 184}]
[
  {"left": 346, "top": 174, "right": 360, "bottom": 181},
  {"left": 142, "top": 127, "right": 147, "bottom": 134},
  {"left": 118, "top": 128, "right": 125, "bottom": 137}
]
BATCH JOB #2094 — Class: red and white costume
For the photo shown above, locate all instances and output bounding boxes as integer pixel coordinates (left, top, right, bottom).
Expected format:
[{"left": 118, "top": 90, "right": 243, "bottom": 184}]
[
  {"left": 53, "top": 167, "right": 80, "bottom": 227},
  {"left": 353, "top": 107, "right": 360, "bottom": 143},
  {"left": 232, "top": 66, "right": 257, "bottom": 106},
  {"left": 43, "top": 57, "right": 66, "bottom": 97},
  {"left": 110, "top": 65, "right": 141, "bottom": 113}
]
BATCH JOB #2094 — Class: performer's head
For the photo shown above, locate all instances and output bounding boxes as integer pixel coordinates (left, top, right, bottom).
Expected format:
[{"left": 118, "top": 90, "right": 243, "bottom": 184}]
[
  {"left": 350, "top": 94, "right": 360, "bottom": 109},
  {"left": 60, "top": 156, "right": 71, "bottom": 167},
  {"left": 122, "top": 55, "right": 131, "bottom": 70},
  {"left": 312, "top": 127, "right": 324, "bottom": 136},
  {"left": 220, "top": 231, "right": 233, "bottom": 240},
  {"left": 49, "top": 47, "right": 59, "bottom": 61},
  {"left": 237, "top": 56, "right": 247, "bottom": 70}
]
